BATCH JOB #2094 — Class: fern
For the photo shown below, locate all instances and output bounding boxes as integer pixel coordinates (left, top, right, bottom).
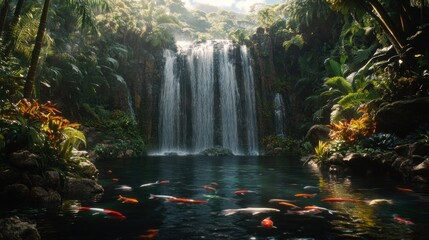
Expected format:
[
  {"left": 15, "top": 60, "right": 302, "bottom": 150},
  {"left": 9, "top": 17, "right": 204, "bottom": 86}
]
[{"left": 324, "top": 76, "right": 352, "bottom": 94}]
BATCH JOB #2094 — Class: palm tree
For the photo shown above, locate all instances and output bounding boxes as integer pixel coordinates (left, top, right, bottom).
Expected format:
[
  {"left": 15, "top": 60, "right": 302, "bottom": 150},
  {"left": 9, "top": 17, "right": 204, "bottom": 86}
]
[{"left": 23, "top": 0, "right": 110, "bottom": 98}]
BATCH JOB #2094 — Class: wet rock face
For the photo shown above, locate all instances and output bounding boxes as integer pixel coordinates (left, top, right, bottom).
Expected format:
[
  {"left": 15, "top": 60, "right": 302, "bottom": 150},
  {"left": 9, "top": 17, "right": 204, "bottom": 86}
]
[
  {"left": 306, "top": 125, "right": 331, "bottom": 147},
  {"left": 375, "top": 97, "right": 429, "bottom": 136},
  {"left": 0, "top": 216, "right": 41, "bottom": 240},
  {"left": 62, "top": 177, "right": 104, "bottom": 198}
]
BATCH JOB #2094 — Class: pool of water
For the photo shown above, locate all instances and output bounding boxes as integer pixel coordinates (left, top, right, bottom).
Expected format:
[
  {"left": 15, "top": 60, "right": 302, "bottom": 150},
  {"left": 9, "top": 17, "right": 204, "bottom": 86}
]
[{"left": 2, "top": 156, "right": 429, "bottom": 239}]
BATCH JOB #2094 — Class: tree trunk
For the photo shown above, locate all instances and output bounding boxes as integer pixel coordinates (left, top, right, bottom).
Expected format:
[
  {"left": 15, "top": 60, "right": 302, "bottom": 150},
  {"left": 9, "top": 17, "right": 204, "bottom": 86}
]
[
  {"left": 23, "top": 0, "right": 50, "bottom": 99},
  {"left": 3, "top": 0, "right": 25, "bottom": 56},
  {"left": 0, "top": 0, "right": 10, "bottom": 39},
  {"left": 366, "top": 0, "right": 407, "bottom": 49}
]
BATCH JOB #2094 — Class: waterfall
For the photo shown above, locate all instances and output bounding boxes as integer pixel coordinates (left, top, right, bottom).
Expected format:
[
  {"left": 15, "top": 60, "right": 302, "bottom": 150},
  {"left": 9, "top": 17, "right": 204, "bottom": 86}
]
[
  {"left": 157, "top": 40, "right": 259, "bottom": 155},
  {"left": 274, "top": 93, "right": 286, "bottom": 136},
  {"left": 240, "top": 46, "right": 258, "bottom": 155},
  {"left": 159, "top": 50, "right": 182, "bottom": 153}
]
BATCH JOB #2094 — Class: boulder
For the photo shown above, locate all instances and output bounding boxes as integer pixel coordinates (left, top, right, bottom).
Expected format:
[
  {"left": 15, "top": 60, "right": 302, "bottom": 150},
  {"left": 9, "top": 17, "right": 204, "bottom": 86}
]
[
  {"left": 62, "top": 177, "right": 103, "bottom": 198},
  {"left": 375, "top": 97, "right": 429, "bottom": 136},
  {"left": 2, "top": 184, "right": 30, "bottom": 204},
  {"left": 0, "top": 216, "right": 41, "bottom": 240},
  {"left": 77, "top": 160, "right": 99, "bottom": 179},
  {"left": 44, "top": 171, "right": 62, "bottom": 191},
  {"left": 409, "top": 142, "right": 429, "bottom": 157},
  {"left": 30, "top": 187, "right": 61, "bottom": 206},
  {"left": 199, "top": 146, "right": 233, "bottom": 156},
  {"left": 394, "top": 144, "right": 409, "bottom": 157},
  {"left": 306, "top": 125, "right": 331, "bottom": 147},
  {"left": 412, "top": 158, "right": 429, "bottom": 175},
  {"left": 9, "top": 151, "right": 39, "bottom": 171},
  {"left": 0, "top": 167, "right": 20, "bottom": 187}
]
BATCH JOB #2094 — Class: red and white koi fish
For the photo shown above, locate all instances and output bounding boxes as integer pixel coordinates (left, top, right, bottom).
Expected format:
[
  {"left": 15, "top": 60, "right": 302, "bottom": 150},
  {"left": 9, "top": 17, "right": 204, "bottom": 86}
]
[
  {"left": 234, "top": 190, "right": 256, "bottom": 195},
  {"left": 286, "top": 208, "right": 322, "bottom": 216},
  {"left": 304, "top": 205, "right": 337, "bottom": 214},
  {"left": 365, "top": 199, "right": 393, "bottom": 205},
  {"left": 221, "top": 207, "right": 280, "bottom": 216},
  {"left": 294, "top": 193, "right": 317, "bottom": 198},
  {"left": 149, "top": 194, "right": 175, "bottom": 200},
  {"left": 115, "top": 185, "right": 133, "bottom": 191},
  {"left": 140, "top": 180, "right": 169, "bottom": 187},
  {"left": 203, "top": 185, "right": 218, "bottom": 193},
  {"left": 321, "top": 197, "right": 364, "bottom": 203},
  {"left": 139, "top": 229, "right": 159, "bottom": 239},
  {"left": 165, "top": 197, "right": 207, "bottom": 204},
  {"left": 78, "top": 206, "right": 126, "bottom": 220},
  {"left": 260, "top": 217, "right": 277, "bottom": 229},
  {"left": 393, "top": 215, "right": 414, "bottom": 225},
  {"left": 118, "top": 195, "right": 139, "bottom": 204},
  {"left": 396, "top": 187, "right": 414, "bottom": 192},
  {"left": 277, "top": 201, "right": 300, "bottom": 209}
]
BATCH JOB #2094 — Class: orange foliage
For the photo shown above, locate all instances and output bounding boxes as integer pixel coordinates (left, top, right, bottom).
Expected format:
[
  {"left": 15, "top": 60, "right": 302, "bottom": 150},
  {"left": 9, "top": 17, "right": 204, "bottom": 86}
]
[{"left": 329, "top": 107, "right": 376, "bottom": 143}]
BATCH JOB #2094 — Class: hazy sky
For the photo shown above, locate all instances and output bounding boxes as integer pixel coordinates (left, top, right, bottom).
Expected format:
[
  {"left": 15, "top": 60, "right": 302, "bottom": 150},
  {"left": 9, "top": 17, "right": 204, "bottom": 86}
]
[{"left": 184, "top": 0, "right": 284, "bottom": 13}]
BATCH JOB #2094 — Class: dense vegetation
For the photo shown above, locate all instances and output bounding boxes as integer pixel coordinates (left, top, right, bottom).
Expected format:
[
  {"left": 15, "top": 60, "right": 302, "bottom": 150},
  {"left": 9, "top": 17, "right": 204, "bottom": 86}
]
[{"left": 1, "top": 0, "right": 428, "bottom": 167}]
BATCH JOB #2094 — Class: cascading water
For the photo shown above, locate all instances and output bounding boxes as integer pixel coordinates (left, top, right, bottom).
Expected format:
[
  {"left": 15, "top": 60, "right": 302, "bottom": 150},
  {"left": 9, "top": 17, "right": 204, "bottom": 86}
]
[
  {"left": 157, "top": 40, "right": 258, "bottom": 155},
  {"left": 274, "top": 93, "right": 286, "bottom": 136},
  {"left": 240, "top": 46, "right": 258, "bottom": 155}
]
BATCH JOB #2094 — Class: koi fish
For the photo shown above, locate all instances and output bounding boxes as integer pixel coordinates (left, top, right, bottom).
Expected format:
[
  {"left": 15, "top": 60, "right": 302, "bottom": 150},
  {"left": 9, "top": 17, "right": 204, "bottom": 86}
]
[
  {"left": 304, "top": 205, "right": 337, "bottom": 214},
  {"left": 321, "top": 197, "right": 364, "bottom": 203},
  {"left": 203, "top": 194, "right": 231, "bottom": 201},
  {"left": 294, "top": 193, "right": 317, "bottom": 198},
  {"left": 112, "top": 178, "right": 119, "bottom": 182},
  {"left": 261, "top": 217, "right": 277, "bottom": 229},
  {"left": 211, "top": 182, "right": 219, "bottom": 186},
  {"left": 268, "top": 199, "right": 295, "bottom": 203},
  {"left": 277, "top": 201, "right": 300, "bottom": 209},
  {"left": 115, "top": 185, "right": 133, "bottom": 191},
  {"left": 393, "top": 215, "right": 414, "bottom": 225},
  {"left": 118, "top": 195, "right": 139, "bottom": 204},
  {"left": 365, "top": 199, "right": 393, "bottom": 205},
  {"left": 303, "top": 186, "right": 319, "bottom": 190},
  {"left": 396, "top": 187, "right": 414, "bottom": 192},
  {"left": 221, "top": 207, "right": 280, "bottom": 216},
  {"left": 165, "top": 197, "right": 207, "bottom": 204},
  {"left": 107, "top": 170, "right": 113, "bottom": 174},
  {"left": 203, "top": 185, "right": 218, "bottom": 193},
  {"left": 286, "top": 208, "right": 322, "bottom": 216},
  {"left": 140, "top": 180, "right": 170, "bottom": 187},
  {"left": 149, "top": 194, "right": 175, "bottom": 200},
  {"left": 139, "top": 229, "right": 159, "bottom": 239},
  {"left": 234, "top": 190, "right": 256, "bottom": 195},
  {"left": 78, "top": 207, "right": 126, "bottom": 220}
]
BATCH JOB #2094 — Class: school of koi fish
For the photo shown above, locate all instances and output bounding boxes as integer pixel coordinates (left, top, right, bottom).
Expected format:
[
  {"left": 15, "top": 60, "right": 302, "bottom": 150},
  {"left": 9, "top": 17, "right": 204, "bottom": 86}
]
[{"left": 73, "top": 169, "right": 416, "bottom": 239}]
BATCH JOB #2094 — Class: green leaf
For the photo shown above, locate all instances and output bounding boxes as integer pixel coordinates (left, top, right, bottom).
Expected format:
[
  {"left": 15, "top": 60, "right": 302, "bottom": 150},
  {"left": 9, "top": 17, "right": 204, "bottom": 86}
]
[{"left": 324, "top": 76, "right": 352, "bottom": 94}]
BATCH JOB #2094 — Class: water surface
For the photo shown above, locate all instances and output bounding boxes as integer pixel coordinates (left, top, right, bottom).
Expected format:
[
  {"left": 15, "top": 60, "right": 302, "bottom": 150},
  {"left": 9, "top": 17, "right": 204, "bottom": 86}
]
[{"left": 2, "top": 156, "right": 429, "bottom": 239}]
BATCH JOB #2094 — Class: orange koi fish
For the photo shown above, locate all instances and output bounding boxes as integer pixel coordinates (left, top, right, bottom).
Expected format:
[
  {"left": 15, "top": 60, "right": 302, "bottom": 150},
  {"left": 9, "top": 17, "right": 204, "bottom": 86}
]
[
  {"left": 234, "top": 190, "right": 256, "bottom": 195},
  {"left": 393, "top": 215, "right": 414, "bottom": 225},
  {"left": 158, "top": 180, "right": 170, "bottom": 184},
  {"left": 118, "top": 195, "right": 139, "bottom": 204},
  {"left": 396, "top": 187, "right": 414, "bottom": 192},
  {"left": 294, "top": 193, "right": 317, "bottom": 198},
  {"left": 112, "top": 178, "right": 119, "bottom": 182},
  {"left": 203, "top": 185, "right": 218, "bottom": 193},
  {"left": 321, "top": 197, "right": 364, "bottom": 203},
  {"left": 78, "top": 206, "right": 126, "bottom": 220},
  {"left": 278, "top": 201, "right": 300, "bottom": 209},
  {"left": 165, "top": 197, "right": 207, "bottom": 204},
  {"left": 261, "top": 217, "right": 277, "bottom": 229},
  {"left": 140, "top": 229, "right": 159, "bottom": 239}
]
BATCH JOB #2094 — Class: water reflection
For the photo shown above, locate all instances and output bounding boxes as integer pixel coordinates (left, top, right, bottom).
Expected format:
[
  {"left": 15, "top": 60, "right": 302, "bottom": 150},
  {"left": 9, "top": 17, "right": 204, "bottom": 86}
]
[{"left": 1, "top": 156, "right": 428, "bottom": 239}]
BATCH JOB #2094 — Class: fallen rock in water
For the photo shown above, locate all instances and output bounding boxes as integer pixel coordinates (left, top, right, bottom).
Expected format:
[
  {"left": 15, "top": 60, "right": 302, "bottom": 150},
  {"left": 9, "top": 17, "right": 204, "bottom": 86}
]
[
  {"left": 0, "top": 216, "right": 41, "bottom": 240},
  {"left": 199, "top": 146, "right": 233, "bottom": 156}
]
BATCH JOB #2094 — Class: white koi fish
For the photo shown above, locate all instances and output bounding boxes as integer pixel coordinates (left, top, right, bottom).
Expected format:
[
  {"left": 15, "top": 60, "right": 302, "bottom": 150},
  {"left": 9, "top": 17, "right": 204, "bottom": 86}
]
[
  {"left": 366, "top": 199, "right": 393, "bottom": 205},
  {"left": 221, "top": 207, "right": 280, "bottom": 216},
  {"left": 304, "top": 205, "right": 338, "bottom": 214},
  {"left": 115, "top": 185, "right": 133, "bottom": 191},
  {"left": 149, "top": 194, "right": 175, "bottom": 200}
]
